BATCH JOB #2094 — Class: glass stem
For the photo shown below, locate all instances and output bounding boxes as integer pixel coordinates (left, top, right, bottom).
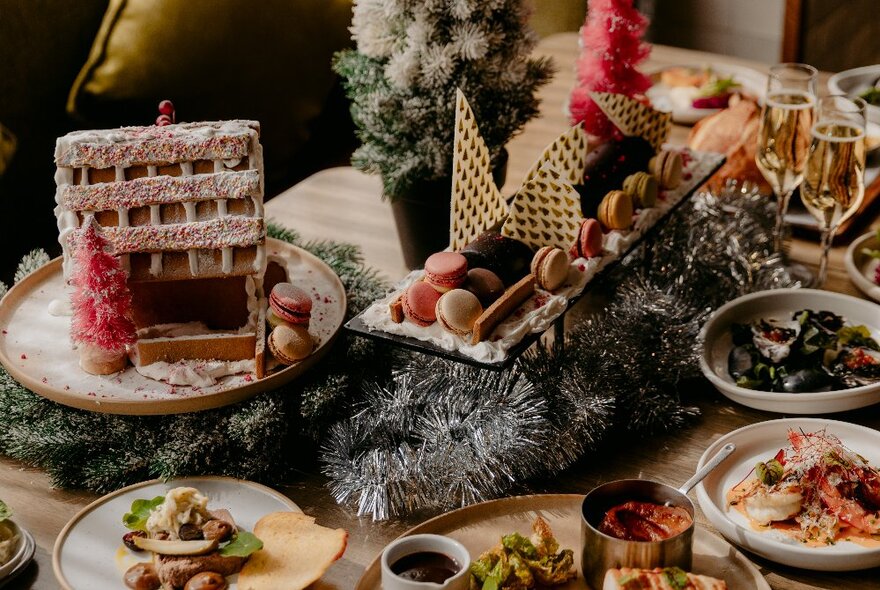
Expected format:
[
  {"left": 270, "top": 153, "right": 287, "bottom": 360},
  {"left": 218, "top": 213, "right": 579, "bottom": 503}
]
[
  {"left": 773, "top": 188, "right": 794, "bottom": 254},
  {"left": 817, "top": 224, "right": 834, "bottom": 287}
]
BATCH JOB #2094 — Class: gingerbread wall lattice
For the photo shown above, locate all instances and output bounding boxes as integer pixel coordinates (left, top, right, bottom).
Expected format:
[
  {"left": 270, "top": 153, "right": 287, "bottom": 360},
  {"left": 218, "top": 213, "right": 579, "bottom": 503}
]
[
  {"left": 449, "top": 89, "right": 508, "bottom": 251},
  {"left": 54, "top": 120, "right": 266, "bottom": 282}
]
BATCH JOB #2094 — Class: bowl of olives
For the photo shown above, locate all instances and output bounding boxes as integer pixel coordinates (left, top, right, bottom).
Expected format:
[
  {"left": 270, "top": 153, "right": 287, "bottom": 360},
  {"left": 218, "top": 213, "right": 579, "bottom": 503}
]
[{"left": 699, "top": 289, "right": 880, "bottom": 414}]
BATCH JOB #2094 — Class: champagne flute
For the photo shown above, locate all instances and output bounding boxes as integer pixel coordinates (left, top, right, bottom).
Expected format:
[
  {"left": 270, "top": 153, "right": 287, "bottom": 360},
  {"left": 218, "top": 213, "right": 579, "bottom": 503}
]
[
  {"left": 755, "top": 63, "right": 817, "bottom": 254},
  {"left": 801, "top": 96, "right": 867, "bottom": 286}
]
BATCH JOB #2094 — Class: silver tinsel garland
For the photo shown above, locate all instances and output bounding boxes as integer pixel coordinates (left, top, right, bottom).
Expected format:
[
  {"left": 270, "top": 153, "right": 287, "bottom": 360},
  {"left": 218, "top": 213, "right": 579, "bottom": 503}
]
[{"left": 321, "top": 182, "right": 800, "bottom": 520}]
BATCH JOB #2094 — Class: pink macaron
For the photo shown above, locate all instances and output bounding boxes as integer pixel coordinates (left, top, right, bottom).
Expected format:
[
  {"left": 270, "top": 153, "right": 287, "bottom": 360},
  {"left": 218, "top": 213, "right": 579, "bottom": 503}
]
[
  {"left": 424, "top": 252, "right": 468, "bottom": 292},
  {"left": 402, "top": 281, "right": 442, "bottom": 327},
  {"left": 269, "top": 282, "right": 313, "bottom": 326},
  {"left": 571, "top": 218, "right": 604, "bottom": 259}
]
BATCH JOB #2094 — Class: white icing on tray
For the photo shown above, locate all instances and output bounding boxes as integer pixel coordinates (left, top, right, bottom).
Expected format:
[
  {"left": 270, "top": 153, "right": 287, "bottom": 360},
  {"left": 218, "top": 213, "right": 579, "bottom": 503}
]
[
  {"left": 0, "top": 239, "right": 345, "bottom": 413},
  {"left": 358, "top": 149, "right": 724, "bottom": 363}
]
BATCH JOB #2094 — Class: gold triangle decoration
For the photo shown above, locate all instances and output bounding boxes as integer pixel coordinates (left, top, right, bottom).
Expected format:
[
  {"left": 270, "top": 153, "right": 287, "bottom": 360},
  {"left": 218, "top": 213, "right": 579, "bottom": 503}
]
[
  {"left": 449, "top": 89, "right": 508, "bottom": 251},
  {"left": 590, "top": 92, "right": 672, "bottom": 150},
  {"left": 521, "top": 125, "right": 590, "bottom": 186},
  {"left": 501, "top": 167, "right": 582, "bottom": 251}
]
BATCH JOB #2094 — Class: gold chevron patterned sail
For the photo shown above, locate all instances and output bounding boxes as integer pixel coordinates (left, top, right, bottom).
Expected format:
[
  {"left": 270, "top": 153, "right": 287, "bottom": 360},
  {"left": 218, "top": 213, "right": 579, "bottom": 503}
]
[
  {"left": 590, "top": 92, "right": 672, "bottom": 150},
  {"left": 449, "top": 89, "right": 508, "bottom": 251},
  {"left": 501, "top": 167, "right": 582, "bottom": 251},
  {"left": 521, "top": 125, "right": 590, "bottom": 186}
]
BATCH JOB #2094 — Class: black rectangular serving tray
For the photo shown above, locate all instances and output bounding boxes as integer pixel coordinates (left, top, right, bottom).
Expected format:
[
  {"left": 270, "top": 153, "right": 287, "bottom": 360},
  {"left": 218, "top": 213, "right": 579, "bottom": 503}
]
[{"left": 345, "top": 155, "right": 725, "bottom": 370}]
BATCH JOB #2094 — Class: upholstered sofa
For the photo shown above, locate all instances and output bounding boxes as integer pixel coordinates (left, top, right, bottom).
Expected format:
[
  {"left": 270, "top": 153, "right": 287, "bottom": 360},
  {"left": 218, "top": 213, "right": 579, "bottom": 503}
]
[{"left": 0, "top": 0, "right": 356, "bottom": 279}]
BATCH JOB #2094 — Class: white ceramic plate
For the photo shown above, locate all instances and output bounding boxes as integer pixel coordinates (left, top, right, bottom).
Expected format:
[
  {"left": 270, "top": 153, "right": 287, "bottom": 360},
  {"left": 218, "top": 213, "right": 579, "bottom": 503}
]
[
  {"left": 846, "top": 231, "right": 880, "bottom": 302},
  {"left": 53, "top": 476, "right": 300, "bottom": 590},
  {"left": 699, "top": 288, "right": 880, "bottom": 414},
  {"left": 646, "top": 64, "right": 766, "bottom": 124},
  {"left": 355, "top": 494, "right": 769, "bottom": 589},
  {"left": 696, "top": 418, "right": 880, "bottom": 571},
  {"left": 0, "top": 238, "right": 347, "bottom": 415},
  {"left": 828, "top": 64, "right": 880, "bottom": 125}
]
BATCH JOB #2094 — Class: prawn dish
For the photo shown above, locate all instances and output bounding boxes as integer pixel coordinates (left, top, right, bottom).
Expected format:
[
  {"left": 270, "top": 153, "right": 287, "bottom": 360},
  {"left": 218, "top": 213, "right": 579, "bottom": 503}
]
[{"left": 728, "top": 429, "right": 880, "bottom": 546}]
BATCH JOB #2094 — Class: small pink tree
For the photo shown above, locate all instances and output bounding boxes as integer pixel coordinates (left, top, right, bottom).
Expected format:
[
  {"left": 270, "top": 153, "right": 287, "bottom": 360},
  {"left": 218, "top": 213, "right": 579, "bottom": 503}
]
[
  {"left": 569, "top": 0, "right": 652, "bottom": 139},
  {"left": 70, "top": 218, "right": 135, "bottom": 373}
]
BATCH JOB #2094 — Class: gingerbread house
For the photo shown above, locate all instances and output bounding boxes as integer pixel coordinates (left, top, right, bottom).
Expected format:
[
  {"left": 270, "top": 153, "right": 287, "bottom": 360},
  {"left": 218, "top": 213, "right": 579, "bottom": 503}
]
[{"left": 54, "top": 120, "right": 268, "bottom": 376}]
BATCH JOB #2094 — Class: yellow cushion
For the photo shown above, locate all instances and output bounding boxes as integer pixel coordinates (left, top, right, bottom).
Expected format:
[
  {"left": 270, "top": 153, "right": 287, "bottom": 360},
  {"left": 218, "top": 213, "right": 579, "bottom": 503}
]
[{"left": 68, "top": 0, "right": 352, "bottom": 186}]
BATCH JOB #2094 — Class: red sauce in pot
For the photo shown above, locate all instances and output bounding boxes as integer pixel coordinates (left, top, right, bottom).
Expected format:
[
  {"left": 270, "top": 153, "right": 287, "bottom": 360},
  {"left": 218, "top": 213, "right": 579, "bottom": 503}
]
[{"left": 599, "top": 501, "right": 693, "bottom": 541}]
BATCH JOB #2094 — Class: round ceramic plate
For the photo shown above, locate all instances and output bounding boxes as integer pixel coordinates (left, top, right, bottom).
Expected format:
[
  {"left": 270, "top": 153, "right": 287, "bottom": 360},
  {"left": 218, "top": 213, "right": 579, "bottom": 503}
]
[
  {"left": 0, "top": 238, "right": 346, "bottom": 415},
  {"left": 699, "top": 288, "right": 880, "bottom": 414},
  {"left": 696, "top": 418, "right": 880, "bottom": 571},
  {"left": 828, "top": 64, "right": 880, "bottom": 125},
  {"left": 646, "top": 63, "right": 766, "bottom": 124},
  {"left": 355, "top": 494, "right": 768, "bottom": 590},
  {"left": 53, "top": 476, "right": 300, "bottom": 590},
  {"left": 845, "top": 231, "right": 880, "bottom": 302}
]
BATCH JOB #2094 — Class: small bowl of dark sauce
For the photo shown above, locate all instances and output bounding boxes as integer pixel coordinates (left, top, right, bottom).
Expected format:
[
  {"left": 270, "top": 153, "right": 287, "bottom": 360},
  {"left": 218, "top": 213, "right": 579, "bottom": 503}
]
[{"left": 381, "top": 534, "right": 470, "bottom": 590}]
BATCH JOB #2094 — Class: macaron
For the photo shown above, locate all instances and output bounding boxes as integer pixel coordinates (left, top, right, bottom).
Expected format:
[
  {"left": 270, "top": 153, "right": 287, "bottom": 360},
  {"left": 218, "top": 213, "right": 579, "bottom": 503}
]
[
  {"left": 623, "top": 171, "right": 658, "bottom": 209},
  {"left": 268, "top": 324, "right": 314, "bottom": 365},
  {"left": 266, "top": 308, "right": 291, "bottom": 330},
  {"left": 571, "top": 218, "right": 604, "bottom": 259},
  {"left": 597, "top": 190, "right": 634, "bottom": 231},
  {"left": 465, "top": 268, "right": 505, "bottom": 306},
  {"left": 402, "top": 280, "right": 442, "bottom": 326},
  {"left": 269, "top": 283, "right": 312, "bottom": 327},
  {"left": 649, "top": 149, "right": 683, "bottom": 189},
  {"left": 424, "top": 252, "right": 468, "bottom": 293},
  {"left": 435, "top": 289, "right": 483, "bottom": 336},
  {"left": 530, "top": 247, "right": 569, "bottom": 291}
]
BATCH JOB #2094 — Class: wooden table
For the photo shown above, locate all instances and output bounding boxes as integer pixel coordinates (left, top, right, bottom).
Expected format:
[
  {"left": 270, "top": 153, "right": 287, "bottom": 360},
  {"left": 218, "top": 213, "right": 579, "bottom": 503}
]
[{"left": 2, "top": 33, "right": 879, "bottom": 590}]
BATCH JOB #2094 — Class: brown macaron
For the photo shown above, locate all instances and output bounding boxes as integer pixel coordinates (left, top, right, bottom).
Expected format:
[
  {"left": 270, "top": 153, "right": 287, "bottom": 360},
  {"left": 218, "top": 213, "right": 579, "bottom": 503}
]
[
  {"left": 268, "top": 324, "right": 314, "bottom": 365},
  {"left": 530, "top": 246, "right": 569, "bottom": 291},
  {"left": 435, "top": 289, "right": 483, "bottom": 336},
  {"left": 597, "top": 190, "right": 634, "bottom": 231},
  {"left": 649, "top": 149, "right": 683, "bottom": 189}
]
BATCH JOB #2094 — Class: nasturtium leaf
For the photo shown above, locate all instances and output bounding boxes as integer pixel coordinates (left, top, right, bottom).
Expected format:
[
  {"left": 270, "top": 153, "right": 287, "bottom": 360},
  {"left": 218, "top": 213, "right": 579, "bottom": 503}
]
[
  {"left": 122, "top": 496, "right": 165, "bottom": 531},
  {"left": 219, "top": 531, "right": 263, "bottom": 557}
]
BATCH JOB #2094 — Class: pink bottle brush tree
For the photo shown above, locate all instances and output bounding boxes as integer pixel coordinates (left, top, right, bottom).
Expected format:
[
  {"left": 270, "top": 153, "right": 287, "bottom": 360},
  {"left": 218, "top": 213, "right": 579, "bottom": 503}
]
[
  {"left": 569, "top": 0, "right": 652, "bottom": 139},
  {"left": 70, "top": 217, "right": 136, "bottom": 374}
]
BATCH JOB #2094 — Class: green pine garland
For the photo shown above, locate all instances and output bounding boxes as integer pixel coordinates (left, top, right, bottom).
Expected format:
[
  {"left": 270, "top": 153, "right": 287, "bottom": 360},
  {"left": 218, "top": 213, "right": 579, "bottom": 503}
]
[{"left": 0, "top": 225, "right": 389, "bottom": 493}]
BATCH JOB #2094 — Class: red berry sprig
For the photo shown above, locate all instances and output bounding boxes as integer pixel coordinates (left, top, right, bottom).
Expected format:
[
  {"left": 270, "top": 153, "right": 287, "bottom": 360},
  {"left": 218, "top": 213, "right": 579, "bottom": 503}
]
[{"left": 156, "top": 100, "right": 176, "bottom": 126}]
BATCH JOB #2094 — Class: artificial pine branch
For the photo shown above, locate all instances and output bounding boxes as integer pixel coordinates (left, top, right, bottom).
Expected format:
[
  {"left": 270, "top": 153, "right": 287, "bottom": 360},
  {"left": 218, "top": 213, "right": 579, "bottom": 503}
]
[{"left": 0, "top": 225, "right": 387, "bottom": 493}]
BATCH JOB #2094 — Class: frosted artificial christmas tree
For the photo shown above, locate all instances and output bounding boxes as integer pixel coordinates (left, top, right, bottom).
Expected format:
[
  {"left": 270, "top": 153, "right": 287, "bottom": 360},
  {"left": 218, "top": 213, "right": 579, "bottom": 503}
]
[
  {"left": 569, "top": 0, "right": 652, "bottom": 139},
  {"left": 334, "top": 0, "right": 553, "bottom": 199},
  {"left": 70, "top": 217, "right": 136, "bottom": 375}
]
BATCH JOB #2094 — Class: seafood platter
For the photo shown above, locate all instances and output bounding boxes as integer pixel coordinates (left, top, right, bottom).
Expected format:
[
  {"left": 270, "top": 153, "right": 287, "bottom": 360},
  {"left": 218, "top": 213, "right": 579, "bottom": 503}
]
[
  {"left": 697, "top": 418, "right": 880, "bottom": 571},
  {"left": 700, "top": 289, "right": 880, "bottom": 413}
]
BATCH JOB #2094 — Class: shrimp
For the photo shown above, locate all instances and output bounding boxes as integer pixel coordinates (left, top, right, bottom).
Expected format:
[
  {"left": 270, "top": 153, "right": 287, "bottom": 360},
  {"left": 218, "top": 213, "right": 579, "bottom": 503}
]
[{"left": 818, "top": 475, "right": 880, "bottom": 535}]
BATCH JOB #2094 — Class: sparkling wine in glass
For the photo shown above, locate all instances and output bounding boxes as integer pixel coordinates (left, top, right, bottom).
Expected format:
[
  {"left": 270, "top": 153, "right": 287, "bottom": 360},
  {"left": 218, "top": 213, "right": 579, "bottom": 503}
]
[
  {"left": 755, "top": 64, "right": 817, "bottom": 254},
  {"left": 801, "top": 96, "right": 867, "bottom": 286}
]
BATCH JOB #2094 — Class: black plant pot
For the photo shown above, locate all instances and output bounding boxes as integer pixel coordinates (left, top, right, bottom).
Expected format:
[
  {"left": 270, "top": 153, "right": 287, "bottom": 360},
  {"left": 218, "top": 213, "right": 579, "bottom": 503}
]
[{"left": 391, "top": 148, "right": 509, "bottom": 269}]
